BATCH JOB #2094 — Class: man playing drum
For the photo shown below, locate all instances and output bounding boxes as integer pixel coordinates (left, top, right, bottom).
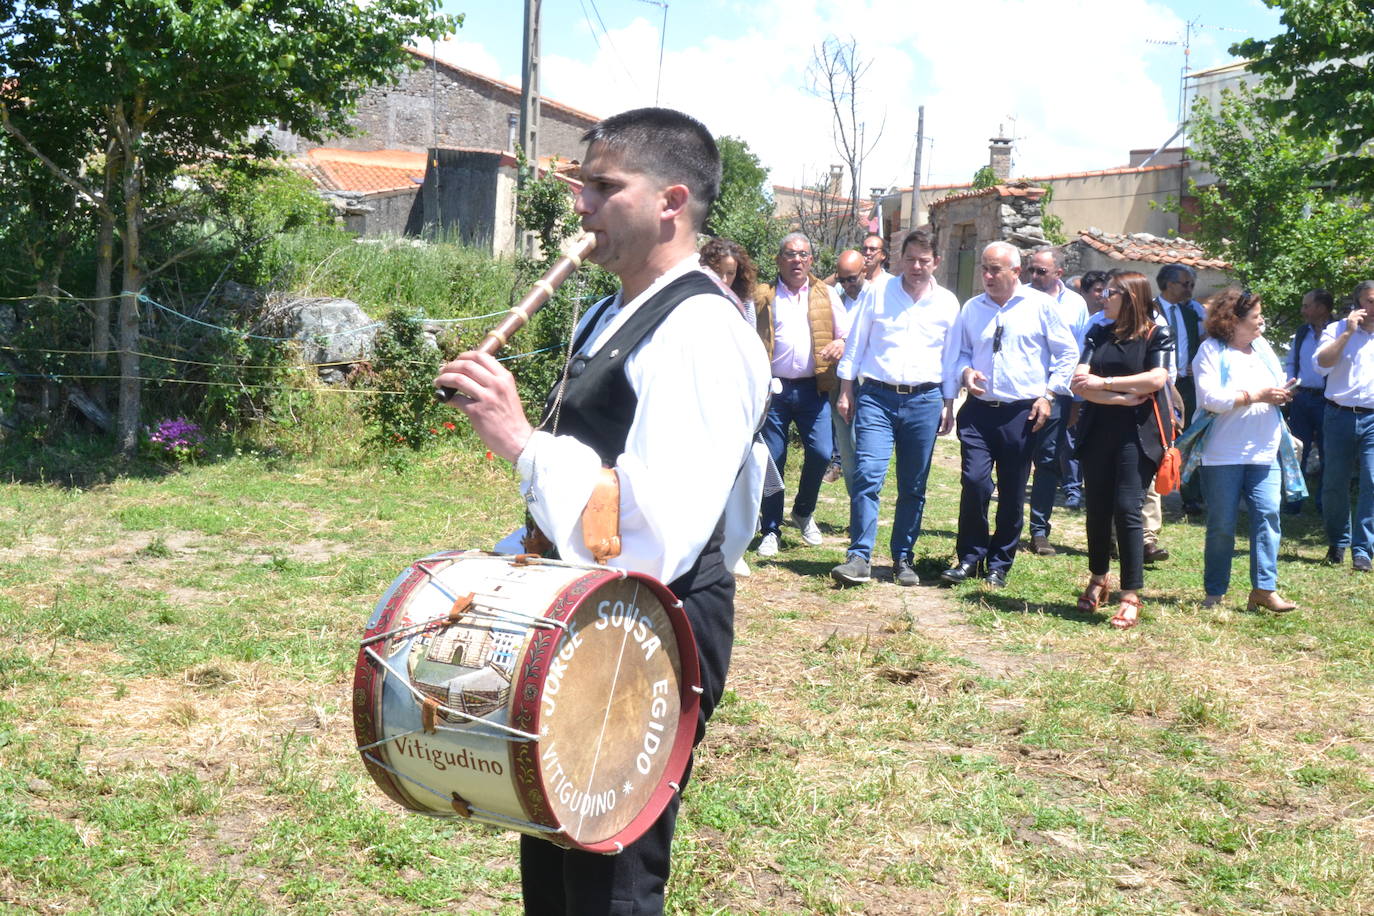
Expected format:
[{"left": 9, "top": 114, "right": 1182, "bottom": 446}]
[{"left": 435, "top": 108, "right": 770, "bottom": 915}]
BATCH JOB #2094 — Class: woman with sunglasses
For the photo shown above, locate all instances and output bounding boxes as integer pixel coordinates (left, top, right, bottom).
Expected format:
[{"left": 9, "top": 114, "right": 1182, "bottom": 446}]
[
  {"left": 1069, "top": 271, "right": 1172, "bottom": 629},
  {"left": 1192, "top": 288, "right": 1298, "bottom": 612}
]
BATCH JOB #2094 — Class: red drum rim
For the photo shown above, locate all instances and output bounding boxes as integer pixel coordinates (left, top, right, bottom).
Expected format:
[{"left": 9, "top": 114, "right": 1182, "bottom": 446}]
[{"left": 352, "top": 551, "right": 702, "bottom": 853}]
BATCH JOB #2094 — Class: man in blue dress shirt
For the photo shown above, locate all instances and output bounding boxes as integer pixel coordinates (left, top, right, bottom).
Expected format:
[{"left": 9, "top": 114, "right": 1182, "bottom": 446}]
[{"left": 941, "top": 241, "right": 1079, "bottom": 588}]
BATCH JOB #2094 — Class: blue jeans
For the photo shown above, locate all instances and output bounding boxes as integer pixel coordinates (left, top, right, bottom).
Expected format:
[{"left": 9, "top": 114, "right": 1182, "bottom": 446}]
[
  {"left": 1321, "top": 403, "right": 1374, "bottom": 560},
  {"left": 1200, "top": 463, "right": 1282, "bottom": 596},
  {"left": 760, "top": 376, "right": 833, "bottom": 536},
  {"left": 1028, "top": 393, "right": 1073, "bottom": 537},
  {"left": 846, "top": 383, "right": 942, "bottom": 561}
]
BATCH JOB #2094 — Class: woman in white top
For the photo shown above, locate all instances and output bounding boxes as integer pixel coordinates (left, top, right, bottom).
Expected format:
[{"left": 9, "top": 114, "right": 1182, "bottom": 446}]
[{"left": 1192, "top": 288, "right": 1297, "bottom": 611}]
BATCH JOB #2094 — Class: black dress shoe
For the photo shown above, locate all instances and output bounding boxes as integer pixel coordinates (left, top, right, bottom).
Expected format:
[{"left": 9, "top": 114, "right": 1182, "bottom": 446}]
[
  {"left": 984, "top": 568, "right": 1008, "bottom": 589},
  {"left": 1326, "top": 546, "right": 1346, "bottom": 566},
  {"left": 1355, "top": 554, "right": 1372, "bottom": 573},
  {"left": 940, "top": 558, "right": 982, "bottom": 584}
]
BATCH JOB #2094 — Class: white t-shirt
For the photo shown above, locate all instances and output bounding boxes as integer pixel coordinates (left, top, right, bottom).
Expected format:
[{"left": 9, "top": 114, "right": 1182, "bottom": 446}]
[{"left": 1192, "top": 337, "right": 1285, "bottom": 466}]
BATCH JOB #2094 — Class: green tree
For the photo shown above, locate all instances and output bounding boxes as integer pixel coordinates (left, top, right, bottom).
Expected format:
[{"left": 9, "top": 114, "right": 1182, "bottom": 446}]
[
  {"left": 0, "top": 0, "right": 459, "bottom": 453},
  {"left": 1180, "top": 85, "right": 1374, "bottom": 325},
  {"left": 1234, "top": 1, "right": 1374, "bottom": 194},
  {"left": 706, "top": 135, "right": 784, "bottom": 267},
  {"left": 971, "top": 165, "right": 998, "bottom": 189}
]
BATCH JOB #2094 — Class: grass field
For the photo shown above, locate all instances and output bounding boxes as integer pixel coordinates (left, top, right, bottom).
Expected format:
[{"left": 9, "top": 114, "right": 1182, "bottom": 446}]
[{"left": 1, "top": 433, "right": 1371, "bottom": 914}]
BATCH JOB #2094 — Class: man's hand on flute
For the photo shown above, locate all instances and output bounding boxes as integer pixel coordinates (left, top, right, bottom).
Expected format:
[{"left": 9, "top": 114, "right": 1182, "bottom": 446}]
[{"left": 434, "top": 351, "right": 534, "bottom": 461}]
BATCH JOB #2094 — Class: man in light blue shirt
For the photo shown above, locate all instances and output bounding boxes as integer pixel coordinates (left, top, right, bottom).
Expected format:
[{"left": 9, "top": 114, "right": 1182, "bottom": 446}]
[
  {"left": 831, "top": 229, "right": 961, "bottom": 587},
  {"left": 1024, "top": 248, "right": 1089, "bottom": 555},
  {"left": 1314, "top": 280, "right": 1374, "bottom": 571},
  {"left": 940, "top": 241, "right": 1079, "bottom": 588}
]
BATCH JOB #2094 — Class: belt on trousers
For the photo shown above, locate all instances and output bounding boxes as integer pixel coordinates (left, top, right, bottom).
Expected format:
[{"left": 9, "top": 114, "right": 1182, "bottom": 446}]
[
  {"left": 1298, "top": 386, "right": 1325, "bottom": 394},
  {"left": 1327, "top": 399, "right": 1374, "bottom": 414},
  {"left": 974, "top": 397, "right": 1036, "bottom": 409},
  {"left": 864, "top": 379, "right": 939, "bottom": 395}
]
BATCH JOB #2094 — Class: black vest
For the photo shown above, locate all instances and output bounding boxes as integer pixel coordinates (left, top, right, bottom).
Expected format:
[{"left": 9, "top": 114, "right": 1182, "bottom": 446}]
[
  {"left": 540, "top": 270, "right": 730, "bottom": 592},
  {"left": 541, "top": 270, "right": 722, "bottom": 464}
]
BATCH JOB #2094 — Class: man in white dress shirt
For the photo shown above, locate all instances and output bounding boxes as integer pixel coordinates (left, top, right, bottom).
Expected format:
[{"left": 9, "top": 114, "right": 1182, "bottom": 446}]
[
  {"left": 822, "top": 248, "right": 869, "bottom": 488},
  {"left": 831, "top": 229, "right": 960, "bottom": 586},
  {"left": 1024, "top": 248, "right": 1089, "bottom": 555},
  {"left": 941, "top": 241, "right": 1078, "bottom": 588},
  {"left": 435, "top": 107, "right": 769, "bottom": 915},
  {"left": 1315, "top": 280, "right": 1374, "bottom": 572},
  {"left": 753, "top": 233, "right": 848, "bottom": 556}
]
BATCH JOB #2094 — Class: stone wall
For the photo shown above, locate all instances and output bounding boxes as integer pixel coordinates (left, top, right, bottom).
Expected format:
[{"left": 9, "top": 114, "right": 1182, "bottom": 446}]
[
  {"left": 286, "top": 55, "right": 597, "bottom": 165},
  {"left": 406, "top": 149, "right": 518, "bottom": 254}
]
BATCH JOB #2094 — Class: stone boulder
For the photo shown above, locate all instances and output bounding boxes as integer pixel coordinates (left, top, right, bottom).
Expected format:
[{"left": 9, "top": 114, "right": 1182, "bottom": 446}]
[{"left": 283, "top": 298, "right": 379, "bottom": 384}]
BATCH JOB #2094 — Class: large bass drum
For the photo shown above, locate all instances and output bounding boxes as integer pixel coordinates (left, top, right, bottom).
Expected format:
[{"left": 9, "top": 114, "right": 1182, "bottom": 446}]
[{"left": 352, "top": 550, "right": 701, "bottom": 853}]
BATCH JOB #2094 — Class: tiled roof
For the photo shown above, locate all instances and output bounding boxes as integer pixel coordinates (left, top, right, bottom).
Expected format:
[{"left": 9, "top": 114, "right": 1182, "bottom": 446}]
[
  {"left": 929, "top": 183, "right": 1048, "bottom": 208},
  {"left": 1076, "top": 229, "right": 1230, "bottom": 269},
  {"left": 404, "top": 47, "right": 601, "bottom": 125},
  {"left": 292, "top": 148, "right": 427, "bottom": 194}
]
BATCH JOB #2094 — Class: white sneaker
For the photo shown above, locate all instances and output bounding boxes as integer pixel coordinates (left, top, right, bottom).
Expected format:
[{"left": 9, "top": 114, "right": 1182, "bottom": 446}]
[
  {"left": 756, "top": 532, "right": 780, "bottom": 557},
  {"left": 791, "top": 513, "right": 822, "bottom": 546},
  {"left": 732, "top": 557, "right": 751, "bottom": 577}
]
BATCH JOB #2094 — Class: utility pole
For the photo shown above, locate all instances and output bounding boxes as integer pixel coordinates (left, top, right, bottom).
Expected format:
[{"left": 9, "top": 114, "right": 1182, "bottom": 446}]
[
  {"left": 910, "top": 105, "right": 924, "bottom": 232},
  {"left": 520, "top": 0, "right": 541, "bottom": 172},
  {"left": 636, "top": 0, "right": 669, "bottom": 106}
]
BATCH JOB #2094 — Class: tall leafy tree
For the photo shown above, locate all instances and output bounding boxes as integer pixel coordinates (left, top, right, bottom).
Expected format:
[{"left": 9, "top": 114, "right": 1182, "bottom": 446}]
[
  {"left": 0, "top": 0, "right": 459, "bottom": 452},
  {"left": 1182, "top": 84, "right": 1374, "bottom": 325},
  {"left": 706, "top": 135, "right": 783, "bottom": 267},
  {"left": 1234, "top": 1, "right": 1374, "bottom": 194}
]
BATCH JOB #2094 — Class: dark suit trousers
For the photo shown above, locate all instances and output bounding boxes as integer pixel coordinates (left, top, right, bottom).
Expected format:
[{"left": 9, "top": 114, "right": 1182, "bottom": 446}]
[{"left": 956, "top": 398, "right": 1036, "bottom": 574}]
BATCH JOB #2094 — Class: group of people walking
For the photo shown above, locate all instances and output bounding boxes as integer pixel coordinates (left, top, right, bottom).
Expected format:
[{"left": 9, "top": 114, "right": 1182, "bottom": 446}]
[{"left": 707, "top": 230, "right": 1374, "bottom": 627}]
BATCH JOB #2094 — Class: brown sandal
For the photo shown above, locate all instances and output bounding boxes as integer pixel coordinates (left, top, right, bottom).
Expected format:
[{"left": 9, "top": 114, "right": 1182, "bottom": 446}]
[
  {"left": 1110, "top": 594, "right": 1141, "bottom": 630},
  {"left": 1077, "top": 576, "right": 1111, "bottom": 612}
]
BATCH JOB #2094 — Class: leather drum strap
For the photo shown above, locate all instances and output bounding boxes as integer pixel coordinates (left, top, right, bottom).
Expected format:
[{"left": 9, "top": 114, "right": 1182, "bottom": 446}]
[{"left": 581, "top": 467, "right": 622, "bottom": 564}]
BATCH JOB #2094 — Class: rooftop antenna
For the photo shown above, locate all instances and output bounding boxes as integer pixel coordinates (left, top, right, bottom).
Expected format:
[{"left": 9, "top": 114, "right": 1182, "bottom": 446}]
[{"left": 1147, "top": 17, "right": 1246, "bottom": 126}]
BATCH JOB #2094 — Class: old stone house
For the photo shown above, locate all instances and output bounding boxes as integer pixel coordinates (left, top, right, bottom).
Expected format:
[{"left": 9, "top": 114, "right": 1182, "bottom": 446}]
[{"left": 276, "top": 48, "right": 598, "bottom": 249}]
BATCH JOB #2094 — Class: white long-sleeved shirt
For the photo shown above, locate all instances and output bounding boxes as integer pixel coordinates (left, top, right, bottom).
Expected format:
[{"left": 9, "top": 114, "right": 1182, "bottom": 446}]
[
  {"left": 1192, "top": 336, "right": 1284, "bottom": 465},
  {"left": 837, "top": 274, "right": 960, "bottom": 388},
  {"left": 516, "top": 255, "right": 771, "bottom": 583},
  {"left": 1314, "top": 320, "right": 1374, "bottom": 408},
  {"left": 768, "top": 279, "right": 847, "bottom": 379},
  {"left": 948, "top": 284, "right": 1079, "bottom": 400}
]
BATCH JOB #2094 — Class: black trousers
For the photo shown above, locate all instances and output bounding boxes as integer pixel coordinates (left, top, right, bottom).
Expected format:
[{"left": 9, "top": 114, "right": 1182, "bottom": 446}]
[
  {"left": 519, "top": 562, "right": 735, "bottom": 915},
  {"left": 1080, "top": 425, "right": 1158, "bottom": 591},
  {"left": 955, "top": 398, "right": 1036, "bottom": 574}
]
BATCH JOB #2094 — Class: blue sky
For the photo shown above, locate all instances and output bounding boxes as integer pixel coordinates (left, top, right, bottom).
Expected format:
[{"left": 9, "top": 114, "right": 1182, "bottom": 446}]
[{"left": 431, "top": 0, "right": 1283, "bottom": 191}]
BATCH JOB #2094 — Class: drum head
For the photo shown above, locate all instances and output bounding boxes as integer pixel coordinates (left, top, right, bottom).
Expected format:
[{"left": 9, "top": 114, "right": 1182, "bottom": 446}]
[{"left": 511, "top": 573, "right": 697, "bottom": 851}]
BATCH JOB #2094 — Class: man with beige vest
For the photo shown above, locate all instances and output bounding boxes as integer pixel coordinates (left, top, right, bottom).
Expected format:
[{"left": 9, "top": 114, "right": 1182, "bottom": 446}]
[{"left": 754, "top": 232, "right": 848, "bottom": 556}]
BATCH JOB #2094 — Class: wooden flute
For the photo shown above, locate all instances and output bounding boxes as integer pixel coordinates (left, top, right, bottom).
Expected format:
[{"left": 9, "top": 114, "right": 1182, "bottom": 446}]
[{"left": 434, "top": 232, "right": 599, "bottom": 402}]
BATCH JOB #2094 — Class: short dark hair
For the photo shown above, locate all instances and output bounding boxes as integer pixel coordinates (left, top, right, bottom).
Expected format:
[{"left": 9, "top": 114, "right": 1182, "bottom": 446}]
[
  {"left": 1306, "top": 289, "right": 1334, "bottom": 311},
  {"left": 1157, "top": 263, "right": 1196, "bottom": 289},
  {"left": 1081, "top": 269, "right": 1108, "bottom": 291},
  {"left": 1204, "top": 287, "right": 1261, "bottom": 345},
  {"left": 1032, "top": 246, "right": 1065, "bottom": 270},
  {"left": 900, "top": 228, "right": 935, "bottom": 256},
  {"left": 581, "top": 107, "right": 721, "bottom": 230}
]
